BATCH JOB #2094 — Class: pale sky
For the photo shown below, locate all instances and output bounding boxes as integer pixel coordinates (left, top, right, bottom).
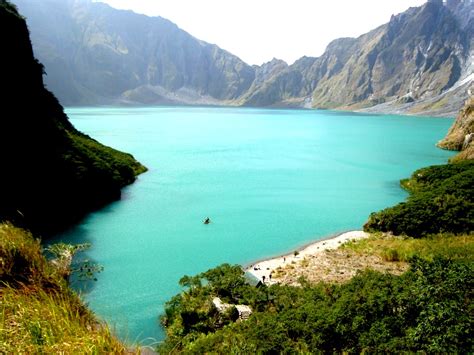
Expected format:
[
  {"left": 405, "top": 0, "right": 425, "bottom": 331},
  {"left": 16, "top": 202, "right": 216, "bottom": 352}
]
[{"left": 99, "top": 0, "right": 427, "bottom": 65}]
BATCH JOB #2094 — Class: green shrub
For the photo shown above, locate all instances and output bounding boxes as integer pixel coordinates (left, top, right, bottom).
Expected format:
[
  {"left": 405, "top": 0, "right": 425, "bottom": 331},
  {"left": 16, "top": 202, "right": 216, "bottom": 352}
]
[
  {"left": 159, "top": 258, "right": 473, "bottom": 353},
  {"left": 381, "top": 248, "right": 400, "bottom": 261},
  {"left": 365, "top": 161, "right": 474, "bottom": 237}
]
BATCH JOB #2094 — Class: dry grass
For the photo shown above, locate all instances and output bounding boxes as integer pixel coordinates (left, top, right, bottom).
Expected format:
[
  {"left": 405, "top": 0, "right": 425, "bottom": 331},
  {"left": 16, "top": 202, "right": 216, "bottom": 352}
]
[
  {"left": 0, "top": 223, "right": 134, "bottom": 353},
  {"left": 0, "top": 287, "right": 127, "bottom": 353},
  {"left": 273, "top": 248, "right": 408, "bottom": 286},
  {"left": 272, "top": 233, "right": 474, "bottom": 286},
  {"left": 343, "top": 232, "right": 474, "bottom": 262}
]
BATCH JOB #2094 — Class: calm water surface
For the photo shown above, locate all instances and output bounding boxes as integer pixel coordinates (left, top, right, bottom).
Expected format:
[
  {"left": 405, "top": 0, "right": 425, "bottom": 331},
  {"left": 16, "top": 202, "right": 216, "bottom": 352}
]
[{"left": 54, "top": 106, "right": 454, "bottom": 344}]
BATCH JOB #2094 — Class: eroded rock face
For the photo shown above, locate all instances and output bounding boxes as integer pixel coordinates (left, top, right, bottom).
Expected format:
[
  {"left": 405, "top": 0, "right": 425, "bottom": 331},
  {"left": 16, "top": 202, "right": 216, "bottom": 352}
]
[
  {"left": 12, "top": 0, "right": 256, "bottom": 106},
  {"left": 11, "top": 0, "right": 473, "bottom": 116},
  {"left": 438, "top": 96, "right": 474, "bottom": 160},
  {"left": 463, "top": 133, "right": 474, "bottom": 150},
  {"left": 241, "top": 1, "right": 473, "bottom": 116}
]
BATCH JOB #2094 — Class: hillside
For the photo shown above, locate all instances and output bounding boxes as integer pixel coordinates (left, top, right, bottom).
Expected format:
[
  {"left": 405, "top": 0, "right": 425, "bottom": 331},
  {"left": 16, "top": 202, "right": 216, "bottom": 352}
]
[
  {"left": 12, "top": 0, "right": 255, "bottom": 106},
  {"left": 241, "top": 0, "right": 473, "bottom": 117},
  {"left": 0, "top": 223, "right": 129, "bottom": 352},
  {"left": 13, "top": 0, "right": 473, "bottom": 116},
  {"left": 0, "top": 0, "right": 146, "bottom": 235}
]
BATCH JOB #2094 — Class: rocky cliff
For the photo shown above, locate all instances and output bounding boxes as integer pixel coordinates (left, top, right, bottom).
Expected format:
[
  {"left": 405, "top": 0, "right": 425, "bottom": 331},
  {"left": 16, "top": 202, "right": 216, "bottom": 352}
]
[
  {"left": 13, "top": 0, "right": 255, "bottom": 106},
  {"left": 240, "top": 1, "right": 473, "bottom": 117},
  {"left": 13, "top": 0, "right": 473, "bottom": 116},
  {"left": 438, "top": 96, "right": 474, "bottom": 160},
  {"left": 0, "top": 0, "right": 146, "bottom": 235}
]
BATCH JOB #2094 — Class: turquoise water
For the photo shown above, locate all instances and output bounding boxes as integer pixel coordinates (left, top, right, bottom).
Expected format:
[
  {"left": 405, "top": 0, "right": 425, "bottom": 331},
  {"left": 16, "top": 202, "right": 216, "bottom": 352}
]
[{"left": 54, "top": 106, "right": 454, "bottom": 345}]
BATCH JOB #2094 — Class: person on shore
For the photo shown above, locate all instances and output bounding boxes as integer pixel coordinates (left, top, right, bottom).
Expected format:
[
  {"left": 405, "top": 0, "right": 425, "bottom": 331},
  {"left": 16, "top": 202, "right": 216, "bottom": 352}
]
[{"left": 262, "top": 275, "right": 266, "bottom": 283}]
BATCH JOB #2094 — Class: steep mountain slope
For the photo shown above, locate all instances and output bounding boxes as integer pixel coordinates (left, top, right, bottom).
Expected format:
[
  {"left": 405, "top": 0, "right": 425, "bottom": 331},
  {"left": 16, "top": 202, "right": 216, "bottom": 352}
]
[
  {"left": 241, "top": 0, "right": 473, "bottom": 116},
  {"left": 0, "top": 0, "right": 146, "bottom": 235},
  {"left": 13, "top": 0, "right": 472, "bottom": 116},
  {"left": 13, "top": 0, "right": 255, "bottom": 106}
]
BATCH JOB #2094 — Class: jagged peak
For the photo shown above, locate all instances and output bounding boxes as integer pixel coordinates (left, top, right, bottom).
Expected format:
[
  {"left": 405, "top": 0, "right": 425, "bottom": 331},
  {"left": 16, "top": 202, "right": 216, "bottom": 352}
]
[
  {"left": 266, "top": 57, "right": 288, "bottom": 66},
  {"left": 252, "top": 58, "right": 287, "bottom": 71}
]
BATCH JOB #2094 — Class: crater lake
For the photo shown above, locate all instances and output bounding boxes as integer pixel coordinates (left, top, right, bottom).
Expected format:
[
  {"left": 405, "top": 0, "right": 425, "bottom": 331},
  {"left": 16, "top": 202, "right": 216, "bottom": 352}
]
[{"left": 53, "top": 106, "right": 454, "bottom": 345}]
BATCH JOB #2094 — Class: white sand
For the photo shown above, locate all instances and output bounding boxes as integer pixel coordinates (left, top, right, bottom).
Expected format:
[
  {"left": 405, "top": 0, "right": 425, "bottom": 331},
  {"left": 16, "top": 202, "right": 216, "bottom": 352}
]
[{"left": 245, "top": 231, "right": 369, "bottom": 284}]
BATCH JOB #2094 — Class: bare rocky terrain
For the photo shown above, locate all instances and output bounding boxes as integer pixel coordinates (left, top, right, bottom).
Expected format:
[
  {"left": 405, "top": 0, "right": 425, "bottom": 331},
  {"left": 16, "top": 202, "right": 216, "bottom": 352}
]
[{"left": 12, "top": 0, "right": 473, "bottom": 117}]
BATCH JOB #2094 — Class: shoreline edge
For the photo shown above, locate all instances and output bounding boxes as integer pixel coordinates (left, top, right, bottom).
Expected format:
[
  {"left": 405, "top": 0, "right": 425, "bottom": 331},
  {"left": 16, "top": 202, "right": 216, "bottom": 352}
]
[{"left": 244, "top": 230, "right": 369, "bottom": 283}]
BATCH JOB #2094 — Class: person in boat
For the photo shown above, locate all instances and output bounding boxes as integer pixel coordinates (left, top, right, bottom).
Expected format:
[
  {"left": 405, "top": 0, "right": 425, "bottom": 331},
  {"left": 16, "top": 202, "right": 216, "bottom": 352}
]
[{"left": 204, "top": 217, "right": 210, "bottom": 224}]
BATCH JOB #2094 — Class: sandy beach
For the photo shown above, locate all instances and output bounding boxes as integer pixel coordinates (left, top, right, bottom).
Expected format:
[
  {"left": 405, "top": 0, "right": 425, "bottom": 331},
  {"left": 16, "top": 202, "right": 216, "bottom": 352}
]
[{"left": 246, "top": 230, "right": 369, "bottom": 284}]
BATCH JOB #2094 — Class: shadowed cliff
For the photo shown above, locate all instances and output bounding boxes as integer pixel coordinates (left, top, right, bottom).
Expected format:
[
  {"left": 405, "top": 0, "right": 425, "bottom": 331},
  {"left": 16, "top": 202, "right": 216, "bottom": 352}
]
[{"left": 0, "top": 0, "right": 146, "bottom": 236}]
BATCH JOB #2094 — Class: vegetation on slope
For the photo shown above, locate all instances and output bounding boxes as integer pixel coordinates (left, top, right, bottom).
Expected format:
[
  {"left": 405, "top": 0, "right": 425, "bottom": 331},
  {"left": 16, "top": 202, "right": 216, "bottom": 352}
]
[
  {"left": 364, "top": 160, "right": 474, "bottom": 236},
  {"left": 0, "top": 223, "right": 128, "bottom": 353},
  {"left": 343, "top": 233, "right": 473, "bottom": 263},
  {"left": 159, "top": 256, "right": 473, "bottom": 353},
  {"left": 0, "top": 0, "right": 146, "bottom": 235}
]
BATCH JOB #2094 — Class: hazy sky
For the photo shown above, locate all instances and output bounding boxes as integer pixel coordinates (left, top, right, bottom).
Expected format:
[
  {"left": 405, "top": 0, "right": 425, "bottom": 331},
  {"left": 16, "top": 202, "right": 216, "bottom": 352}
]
[{"left": 100, "top": 0, "right": 427, "bottom": 65}]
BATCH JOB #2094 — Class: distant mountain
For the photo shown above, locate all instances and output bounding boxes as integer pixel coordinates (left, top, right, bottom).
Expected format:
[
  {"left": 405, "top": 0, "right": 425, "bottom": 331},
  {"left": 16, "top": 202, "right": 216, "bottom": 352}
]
[
  {"left": 13, "top": 0, "right": 473, "bottom": 116},
  {"left": 12, "top": 0, "right": 255, "bottom": 106},
  {"left": 240, "top": 0, "right": 473, "bottom": 117},
  {"left": 0, "top": 0, "right": 145, "bottom": 235}
]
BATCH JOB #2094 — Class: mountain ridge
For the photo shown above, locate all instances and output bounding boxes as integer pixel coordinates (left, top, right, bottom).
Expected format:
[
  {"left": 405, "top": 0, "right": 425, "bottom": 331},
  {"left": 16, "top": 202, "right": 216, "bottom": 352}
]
[
  {"left": 242, "top": 1, "right": 473, "bottom": 116},
  {"left": 13, "top": 0, "right": 255, "bottom": 106},
  {"left": 12, "top": 0, "right": 473, "bottom": 117}
]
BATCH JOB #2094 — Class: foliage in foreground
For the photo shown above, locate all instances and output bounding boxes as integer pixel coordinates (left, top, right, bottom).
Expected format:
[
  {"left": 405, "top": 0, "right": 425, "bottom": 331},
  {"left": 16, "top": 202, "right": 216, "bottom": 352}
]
[
  {"left": 159, "top": 258, "right": 473, "bottom": 353},
  {"left": 0, "top": 223, "right": 128, "bottom": 353},
  {"left": 364, "top": 160, "right": 474, "bottom": 237}
]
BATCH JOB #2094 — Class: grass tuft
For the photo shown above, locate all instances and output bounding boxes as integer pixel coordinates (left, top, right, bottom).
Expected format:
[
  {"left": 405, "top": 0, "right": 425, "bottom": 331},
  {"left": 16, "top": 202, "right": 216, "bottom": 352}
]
[
  {"left": 0, "top": 223, "right": 132, "bottom": 353},
  {"left": 343, "top": 232, "right": 474, "bottom": 263}
]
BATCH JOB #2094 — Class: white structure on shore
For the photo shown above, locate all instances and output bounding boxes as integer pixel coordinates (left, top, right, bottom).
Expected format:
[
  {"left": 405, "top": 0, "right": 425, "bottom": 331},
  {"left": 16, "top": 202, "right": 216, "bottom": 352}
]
[{"left": 212, "top": 297, "right": 252, "bottom": 321}]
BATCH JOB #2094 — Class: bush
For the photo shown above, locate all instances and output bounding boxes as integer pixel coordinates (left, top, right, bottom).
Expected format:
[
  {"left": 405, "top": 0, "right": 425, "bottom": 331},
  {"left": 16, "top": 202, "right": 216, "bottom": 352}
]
[
  {"left": 159, "top": 258, "right": 473, "bottom": 353},
  {"left": 364, "top": 161, "right": 474, "bottom": 237},
  {"left": 382, "top": 248, "right": 400, "bottom": 261}
]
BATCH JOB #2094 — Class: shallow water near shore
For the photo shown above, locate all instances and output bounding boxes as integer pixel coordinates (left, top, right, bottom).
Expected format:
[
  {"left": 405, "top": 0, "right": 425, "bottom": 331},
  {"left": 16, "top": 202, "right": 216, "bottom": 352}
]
[{"left": 53, "top": 106, "right": 454, "bottom": 344}]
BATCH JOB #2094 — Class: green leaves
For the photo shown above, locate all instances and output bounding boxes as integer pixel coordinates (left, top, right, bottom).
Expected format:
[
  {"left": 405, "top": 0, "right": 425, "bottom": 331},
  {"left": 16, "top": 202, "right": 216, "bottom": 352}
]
[
  {"left": 365, "top": 161, "right": 474, "bottom": 237},
  {"left": 405, "top": 257, "right": 473, "bottom": 352},
  {"left": 159, "top": 258, "right": 473, "bottom": 353}
]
